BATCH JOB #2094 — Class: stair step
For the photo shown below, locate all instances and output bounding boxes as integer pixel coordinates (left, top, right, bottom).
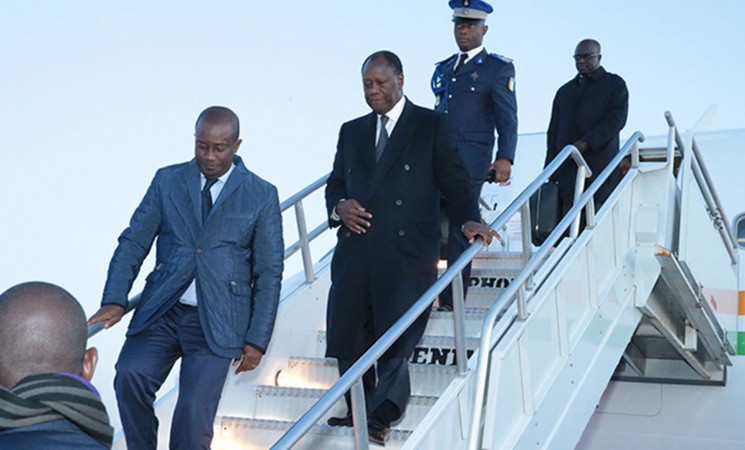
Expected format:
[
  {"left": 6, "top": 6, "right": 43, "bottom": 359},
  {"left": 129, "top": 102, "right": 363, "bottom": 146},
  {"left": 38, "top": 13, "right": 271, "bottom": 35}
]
[
  {"left": 411, "top": 334, "right": 480, "bottom": 366},
  {"left": 424, "top": 308, "right": 487, "bottom": 338},
  {"left": 434, "top": 266, "right": 519, "bottom": 310},
  {"left": 315, "top": 332, "right": 481, "bottom": 367},
  {"left": 249, "top": 385, "right": 436, "bottom": 430},
  {"left": 471, "top": 251, "right": 525, "bottom": 270},
  {"left": 215, "top": 417, "right": 411, "bottom": 450},
  {"left": 437, "top": 267, "right": 519, "bottom": 291},
  {"left": 467, "top": 267, "right": 519, "bottom": 291},
  {"left": 276, "top": 357, "right": 459, "bottom": 396}
]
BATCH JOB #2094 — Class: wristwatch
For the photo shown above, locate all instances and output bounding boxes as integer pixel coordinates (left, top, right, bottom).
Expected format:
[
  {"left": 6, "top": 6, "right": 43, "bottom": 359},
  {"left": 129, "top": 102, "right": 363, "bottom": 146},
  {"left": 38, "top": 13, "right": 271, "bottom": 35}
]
[{"left": 330, "top": 198, "right": 346, "bottom": 221}]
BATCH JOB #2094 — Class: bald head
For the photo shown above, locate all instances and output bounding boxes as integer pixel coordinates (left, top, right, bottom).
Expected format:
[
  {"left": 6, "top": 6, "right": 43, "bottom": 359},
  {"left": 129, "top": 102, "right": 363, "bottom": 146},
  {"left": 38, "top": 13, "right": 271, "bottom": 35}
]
[
  {"left": 195, "top": 106, "right": 240, "bottom": 142},
  {"left": 0, "top": 282, "right": 90, "bottom": 388}
]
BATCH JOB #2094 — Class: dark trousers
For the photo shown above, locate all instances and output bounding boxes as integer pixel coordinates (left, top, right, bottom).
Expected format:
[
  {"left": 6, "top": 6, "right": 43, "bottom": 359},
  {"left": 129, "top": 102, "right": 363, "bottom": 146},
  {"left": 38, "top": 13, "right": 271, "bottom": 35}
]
[
  {"left": 439, "top": 180, "right": 482, "bottom": 308},
  {"left": 337, "top": 357, "right": 410, "bottom": 426},
  {"left": 336, "top": 296, "right": 411, "bottom": 427},
  {"left": 438, "top": 218, "right": 472, "bottom": 309},
  {"left": 114, "top": 303, "right": 231, "bottom": 450}
]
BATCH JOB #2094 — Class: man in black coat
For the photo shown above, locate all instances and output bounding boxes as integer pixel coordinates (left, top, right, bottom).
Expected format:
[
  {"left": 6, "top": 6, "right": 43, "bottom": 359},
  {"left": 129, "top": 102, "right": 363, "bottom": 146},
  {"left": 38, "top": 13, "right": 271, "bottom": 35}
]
[
  {"left": 546, "top": 38, "right": 629, "bottom": 213},
  {"left": 325, "top": 50, "right": 496, "bottom": 444}
]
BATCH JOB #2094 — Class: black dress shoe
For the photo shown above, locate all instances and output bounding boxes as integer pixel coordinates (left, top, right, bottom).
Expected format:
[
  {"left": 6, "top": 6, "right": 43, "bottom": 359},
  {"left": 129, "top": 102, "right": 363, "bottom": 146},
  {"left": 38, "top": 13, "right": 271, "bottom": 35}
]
[
  {"left": 327, "top": 413, "right": 353, "bottom": 427},
  {"left": 367, "top": 418, "right": 390, "bottom": 446}
]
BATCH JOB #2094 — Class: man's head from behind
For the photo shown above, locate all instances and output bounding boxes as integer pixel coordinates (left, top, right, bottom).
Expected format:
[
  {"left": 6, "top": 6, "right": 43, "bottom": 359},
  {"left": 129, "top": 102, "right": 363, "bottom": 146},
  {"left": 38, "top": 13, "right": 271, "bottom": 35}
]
[
  {"left": 194, "top": 106, "right": 242, "bottom": 179},
  {"left": 0, "top": 282, "right": 97, "bottom": 388}
]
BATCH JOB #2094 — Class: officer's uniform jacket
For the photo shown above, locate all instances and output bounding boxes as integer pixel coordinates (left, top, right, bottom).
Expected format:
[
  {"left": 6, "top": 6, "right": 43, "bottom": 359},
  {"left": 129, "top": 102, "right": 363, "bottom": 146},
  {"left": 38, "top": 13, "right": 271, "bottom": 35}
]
[{"left": 432, "top": 48, "right": 518, "bottom": 181}]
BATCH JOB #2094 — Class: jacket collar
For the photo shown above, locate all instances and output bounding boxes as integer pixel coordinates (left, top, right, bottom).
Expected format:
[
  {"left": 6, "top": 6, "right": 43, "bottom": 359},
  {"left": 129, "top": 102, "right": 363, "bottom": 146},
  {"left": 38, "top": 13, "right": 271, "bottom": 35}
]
[
  {"left": 576, "top": 65, "right": 607, "bottom": 83},
  {"left": 185, "top": 155, "right": 249, "bottom": 226}
]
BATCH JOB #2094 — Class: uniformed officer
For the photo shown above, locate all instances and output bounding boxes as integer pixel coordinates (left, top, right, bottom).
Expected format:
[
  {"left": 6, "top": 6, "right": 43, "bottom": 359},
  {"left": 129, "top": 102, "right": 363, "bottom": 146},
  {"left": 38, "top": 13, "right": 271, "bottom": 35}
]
[{"left": 432, "top": 0, "right": 518, "bottom": 311}]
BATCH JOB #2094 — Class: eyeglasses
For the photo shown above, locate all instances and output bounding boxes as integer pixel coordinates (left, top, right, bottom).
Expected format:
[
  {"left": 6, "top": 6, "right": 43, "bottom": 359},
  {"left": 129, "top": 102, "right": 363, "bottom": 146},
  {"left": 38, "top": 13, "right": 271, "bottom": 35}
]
[{"left": 573, "top": 53, "right": 597, "bottom": 61}]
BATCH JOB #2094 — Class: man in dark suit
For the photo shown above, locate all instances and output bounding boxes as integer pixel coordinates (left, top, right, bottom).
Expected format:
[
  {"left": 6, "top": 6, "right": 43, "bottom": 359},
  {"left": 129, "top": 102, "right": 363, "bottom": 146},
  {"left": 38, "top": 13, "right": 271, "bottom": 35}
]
[
  {"left": 325, "top": 50, "right": 496, "bottom": 445},
  {"left": 432, "top": 0, "right": 518, "bottom": 311},
  {"left": 87, "top": 106, "right": 284, "bottom": 450},
  {"left": 0, "top": 282, "right": 113, "bottom": 449},
  {"left": 546, "top": 38, "right": 629, "bottom": 214}
]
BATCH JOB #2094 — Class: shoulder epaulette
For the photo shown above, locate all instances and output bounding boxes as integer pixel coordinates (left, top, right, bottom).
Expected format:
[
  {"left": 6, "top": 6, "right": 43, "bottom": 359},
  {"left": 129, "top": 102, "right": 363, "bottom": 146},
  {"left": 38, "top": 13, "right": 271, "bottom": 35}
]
[
  {"left": 435, "top": 54, "right": 458, "bottom": 66},
  {"left": 489, "top": 53, "right": 513, "bottom": 64}
]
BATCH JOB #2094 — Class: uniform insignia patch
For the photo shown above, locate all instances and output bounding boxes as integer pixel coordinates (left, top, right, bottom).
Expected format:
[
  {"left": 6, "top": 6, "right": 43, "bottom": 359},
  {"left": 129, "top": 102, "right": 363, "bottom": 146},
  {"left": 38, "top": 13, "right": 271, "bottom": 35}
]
[
  {"left": 507, "top": 77, "right": 515, "bottom": 91},
  {"left": 471, "top": 71, "right": 479, "bottom": 81}
]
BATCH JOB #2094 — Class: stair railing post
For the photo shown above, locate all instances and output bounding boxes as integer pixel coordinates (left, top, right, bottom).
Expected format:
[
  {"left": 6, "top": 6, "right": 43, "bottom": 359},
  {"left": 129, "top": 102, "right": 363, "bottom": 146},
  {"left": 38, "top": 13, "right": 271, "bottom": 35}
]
[
  {"left": 666, "top": 124, "right": 675, "bottom": 173},
  {"left": 350, "top": 379, "right": 370, "bottom": 450},
  {"left": 570, "top": 165, "right": 587, "bottom": 238},
  {"left": 293, "top": 200, "right": 316, "bottom": 284},
  {"left": 452, "top": 271, "right": 469, "bottom": 376},
  {"left": 520, "top": 202, "right": 535, "bottom": 290},
  {"left": 584, "top": 197, "right": 597, "bottom": 230},
  {"left": 517, "top": 283, "right": 528, "bottom": 321}
]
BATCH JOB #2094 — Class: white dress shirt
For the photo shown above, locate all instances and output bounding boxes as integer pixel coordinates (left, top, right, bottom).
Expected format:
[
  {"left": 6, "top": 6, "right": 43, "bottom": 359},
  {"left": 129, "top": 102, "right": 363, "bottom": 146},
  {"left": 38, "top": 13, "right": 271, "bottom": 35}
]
[
  {"left": 376, "top": 95, "right": 405, "bottom": 145},
  {"left": 455, "top": 45, "right": 485, "bottom": 70},
  {"left": 179, "top": 163, "right": 236, "bottom": 306}
]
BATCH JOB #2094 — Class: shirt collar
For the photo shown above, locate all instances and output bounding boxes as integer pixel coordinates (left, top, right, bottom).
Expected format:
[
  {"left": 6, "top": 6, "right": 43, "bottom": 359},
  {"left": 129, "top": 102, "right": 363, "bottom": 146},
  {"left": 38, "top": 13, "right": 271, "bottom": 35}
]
[
  {"left": 201, "top": 162, "right": 235, "bottom": 184},
  {"left": 460, "top": 45, "right": 484, "bottom": 63},
  {"left": 578, "top": 66, "right": 606, "bottom": 82},
  {"left": 56, "top": 372, "right": 101, "bottom": 398},
  {"left": 380, "top": 95, "right": 405, "bottom": 124}
]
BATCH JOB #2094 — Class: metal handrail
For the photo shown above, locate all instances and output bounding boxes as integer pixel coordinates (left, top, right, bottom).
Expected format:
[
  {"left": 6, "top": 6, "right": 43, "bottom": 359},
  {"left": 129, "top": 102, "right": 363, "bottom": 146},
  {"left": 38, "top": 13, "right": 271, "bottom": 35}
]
[
  {"left": 466, "top": 131, "right": 644, "bottom": 450},
  {"left": 87, "top": 173, "right": 332, "bottom": 338},
  {"left": 664, "top": 112, "right": 738, "bottom": 265},
  {"left": 271, "top": 142, "right": 597, "bottom": 450}
]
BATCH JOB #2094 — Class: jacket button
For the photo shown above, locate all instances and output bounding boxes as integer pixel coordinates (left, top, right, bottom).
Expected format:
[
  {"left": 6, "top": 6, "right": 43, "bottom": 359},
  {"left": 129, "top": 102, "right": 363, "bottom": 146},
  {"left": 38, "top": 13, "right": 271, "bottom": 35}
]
[
  {"left": 345, "top": 231, "right": 351, "bottom": 238},
  {"left": 196, "top": 248, "right": 203, "bottom": 254},
  {"left": 451, "top": 78, "right": 456, "bottom": 82},
  {"left": 448, "top": 94, "right": 453, "bottom": 99},
  {"left": 470, "top": 86, "right": 475, "bottom": 91},
  {"left": 398, "top": 230, "right": 405, "bottom": 237},
  {"left": 403, "top": 164, "right": 410, "bottom": 171},
  {"left": 181, "top": 275, "right": 188, "bottom": 280},
  {"left": 395, "top": 199, "right": 403, "bottom": 206}
]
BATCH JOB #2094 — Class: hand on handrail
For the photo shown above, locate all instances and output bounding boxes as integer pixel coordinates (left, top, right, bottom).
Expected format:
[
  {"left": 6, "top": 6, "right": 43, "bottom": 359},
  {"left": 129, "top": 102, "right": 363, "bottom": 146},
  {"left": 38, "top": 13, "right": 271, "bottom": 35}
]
[
  {"left": 87, "top": 304, "right": 125, "bottom": 330},
  {"left": 462, "top": 221, "right": 499, "bottom": 245}
]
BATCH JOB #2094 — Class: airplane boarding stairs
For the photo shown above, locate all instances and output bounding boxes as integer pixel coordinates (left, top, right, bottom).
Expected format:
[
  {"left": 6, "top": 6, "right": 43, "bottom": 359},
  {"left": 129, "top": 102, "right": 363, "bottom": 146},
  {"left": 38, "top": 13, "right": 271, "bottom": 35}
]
[{"left": 102, "top": 114, "right": 737, "bottom": 450}]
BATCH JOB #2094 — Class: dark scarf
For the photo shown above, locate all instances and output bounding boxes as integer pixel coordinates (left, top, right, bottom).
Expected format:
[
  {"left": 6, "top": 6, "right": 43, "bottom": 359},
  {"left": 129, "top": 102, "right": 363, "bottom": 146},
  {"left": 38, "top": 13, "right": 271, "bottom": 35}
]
[{"left": 0, "top": 373, "right": 113, "bottom": 447}]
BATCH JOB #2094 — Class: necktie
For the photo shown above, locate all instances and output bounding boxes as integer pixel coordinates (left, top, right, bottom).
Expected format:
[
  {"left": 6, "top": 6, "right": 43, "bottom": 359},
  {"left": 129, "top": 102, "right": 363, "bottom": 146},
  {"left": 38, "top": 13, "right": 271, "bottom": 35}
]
[
  {"left": 202, "top": 178, "right": 218, "bottom": 222},
  {"left": 375, "top": 115, "right": 389, "bottom": 162},
  {"left": 454, "top": 53, "right": 468, "bottom": 73}
]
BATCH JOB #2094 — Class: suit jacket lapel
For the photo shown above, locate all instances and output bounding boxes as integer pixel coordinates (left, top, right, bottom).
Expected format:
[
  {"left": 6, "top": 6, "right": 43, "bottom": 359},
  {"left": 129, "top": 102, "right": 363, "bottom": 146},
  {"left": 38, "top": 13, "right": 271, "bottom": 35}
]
[
  {"left": 209, "top": 156, "right": 247, "bottom": 217},
  {"left": 368, "top": 99, "right": 415, "bottom": 196},
  {"left": 360, "top": 113, "right": 377, "bottom": 173},
  {"left": 184, "top": 161, "right": 203, "bottom": 228}
]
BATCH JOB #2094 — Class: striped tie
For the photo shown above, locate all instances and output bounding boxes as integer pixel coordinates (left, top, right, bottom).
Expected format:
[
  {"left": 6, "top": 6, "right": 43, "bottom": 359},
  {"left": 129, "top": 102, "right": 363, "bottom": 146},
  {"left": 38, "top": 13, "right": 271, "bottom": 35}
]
[{"left": 375, "top": 115, "right": 389, "bottom": 162}]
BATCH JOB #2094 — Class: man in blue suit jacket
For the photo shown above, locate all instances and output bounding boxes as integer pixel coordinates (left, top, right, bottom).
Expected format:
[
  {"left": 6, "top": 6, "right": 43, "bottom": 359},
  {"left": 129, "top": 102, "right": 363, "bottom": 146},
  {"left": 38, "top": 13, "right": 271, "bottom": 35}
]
[
  {"left": 432, "top": 0, "right": 518, "bottom": 310},
  {"left": 88, "top": 106, "right": 284, "bottom": 450}
]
